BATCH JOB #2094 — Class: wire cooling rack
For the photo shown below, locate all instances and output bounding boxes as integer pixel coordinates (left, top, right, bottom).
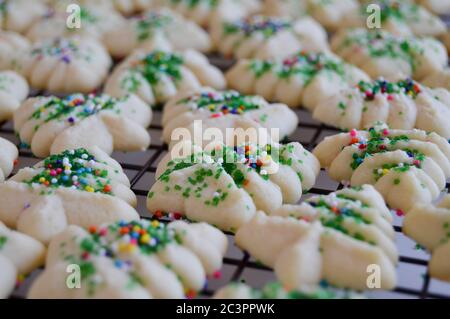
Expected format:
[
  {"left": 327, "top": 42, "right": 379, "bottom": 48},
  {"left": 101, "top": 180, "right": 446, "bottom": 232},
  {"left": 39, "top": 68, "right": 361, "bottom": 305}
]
[{"left": 1, "top": 54, "right": 449, "bottom": 300}]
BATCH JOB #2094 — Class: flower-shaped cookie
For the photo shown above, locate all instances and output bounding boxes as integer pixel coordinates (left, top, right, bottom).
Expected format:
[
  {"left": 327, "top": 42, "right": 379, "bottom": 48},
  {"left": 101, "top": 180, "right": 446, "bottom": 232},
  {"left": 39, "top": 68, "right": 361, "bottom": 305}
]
[
  {"left": 422, "top": 68, "right": 450, "bottom": 91},
  {"left": 341, "top": 0, "right": 446, "bottom": 37},
  {"left": 26, "top": 4, "right": 126, "bottom": 43},
  {"left": 0, "top": 222, "right": 46, "bottom": 299},
  {"left": 154, "top": 0, "right": 261, "bottom": 28},
  {"left": 0, "top": 136, "right": 17, "bottom": 183},
  {"left": 0, "top": 148, "right": 139, "bottom": 244},
  {"left": 418, "top": 0, "right": 450, "bottom": 14},
  {"left": 19, "top": 37, "right": 111, "bottom": 94},
  {"left": 313, "top": 123, "right": 450, "bottom": 213},
  {"left": 104, "top": 50, "right": 226, "bottom": 106},
  {"left": 28, "top": 219, "right": 227, "bottom": 298},
  {"left": 404, "top": 195, "right": 450, "bottom": 282},
  {"left": 263, "top": 0, "right": 359, "bottom": 31},
  {"left": 226, "top": 51, "right": 369, "bottom": 109},
  {"left": 236, "top": 185, "right": 397, "bottom": 290},
  {"left": 14, "top": 93, "right": 151, "bottom": 158},
  {"left": 0, "top": 31, "right": 30, "bottom": 71},
  {"left": 104, "top": 8, "right": 211, "bottom": 58},
  {"left": 162, "top": 87, "right": 298, "bottom": 146},
  {"left": 147, "top": 141, "right": 320, "bottom": 232},
  {"left": 331, "top": 28, "right": 448, "bottom": 81},
  {"left": 313, "top": 78, "right": 450, "bottom": 139},
  {"left": 214, "top": 282, "right": 364, "bottom": 299},
  {"left": 210, "top": 15, "right": 328, "bottom": 60},
  {"left": 0, "top": 0, "right": 47, "bottom": 33},
  {"left": 0, "top": 71, "right": 29, "bottom": 122}
]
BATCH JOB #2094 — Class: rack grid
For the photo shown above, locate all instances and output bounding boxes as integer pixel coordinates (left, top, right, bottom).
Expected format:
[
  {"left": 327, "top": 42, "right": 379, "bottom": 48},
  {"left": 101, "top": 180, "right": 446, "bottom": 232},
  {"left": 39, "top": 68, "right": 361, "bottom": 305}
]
[{"left": 2, "top": 48, "right": 450, "bottom": 299}]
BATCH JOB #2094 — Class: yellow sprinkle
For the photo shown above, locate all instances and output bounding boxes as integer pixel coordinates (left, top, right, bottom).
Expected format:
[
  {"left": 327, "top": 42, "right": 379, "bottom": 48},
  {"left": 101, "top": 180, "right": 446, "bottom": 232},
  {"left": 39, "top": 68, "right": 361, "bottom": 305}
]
[
  {"left": 118, "top": 242, "right": 127, "bottom": 252},
  {"left": 85, "top": 186, "right": 94, "bottom": 192},
  {"left": 127, "top": 244, "right": 137, "bottom": 253},
  {"left": 140, "top": 234, "right": 150, "bottom": 244},
  {"left": 39, "top": 177, "right": 46, "bottom": 183},
  {"left": 151, "top": 220, "right": 160, "bottom": 228},
  {"left": 382, "top": 169, "right": 389, "bottom": 175},
  {"left": 132, "top": 225, "right": 141, "bottom": 232}
]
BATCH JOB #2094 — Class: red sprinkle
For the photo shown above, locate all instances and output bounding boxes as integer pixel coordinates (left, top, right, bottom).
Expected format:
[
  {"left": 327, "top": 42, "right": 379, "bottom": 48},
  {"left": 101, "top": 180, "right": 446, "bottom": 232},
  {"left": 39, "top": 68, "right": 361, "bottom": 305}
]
[
  {"left": 387, "top": 95, "right": 394, "bottom": 101},
  {"left": 213, "top": 270, "right": 222, "bottom": 279},
  {"left": 350, "top": 129, "right": 357, "bottom": 137},
  {"left": 103, "top": 185, "right": 112, "bottom": 193},
  {"left": 81, "top": 251, "right": 90, "bottom": 260},
  {"left": 13, "top": 159, "right": 19, "bottom": 166},
  {"left": 396, "top": 209, "right": 404, "bottom": 217},
  {"left": 358, "top": 144, "right": 367, "bottom": 150},
  {"left": 88, "top": 226, "right": 97, "bottom": 234},
  {"left": 382, "top": 129, "right": 389, "bottom": 136},
  {"left": 154, "top": 210, "right": 163, "bottom": 218},
  {"left": 173, "top": 212, "right": 182, "bottom": 220}
]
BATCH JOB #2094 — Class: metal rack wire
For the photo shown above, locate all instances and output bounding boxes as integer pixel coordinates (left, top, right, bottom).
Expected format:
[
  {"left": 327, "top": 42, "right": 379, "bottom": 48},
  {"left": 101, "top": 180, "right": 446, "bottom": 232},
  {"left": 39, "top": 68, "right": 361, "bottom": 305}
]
[{"left": 1, "top": 53, "right": 449, "bottom": 300}]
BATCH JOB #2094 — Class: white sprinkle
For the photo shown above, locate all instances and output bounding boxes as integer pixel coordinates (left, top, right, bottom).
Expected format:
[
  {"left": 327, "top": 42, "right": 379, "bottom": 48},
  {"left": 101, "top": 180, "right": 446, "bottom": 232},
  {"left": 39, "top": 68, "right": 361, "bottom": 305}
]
[
  {"left": 51, "top": 178, "right": 57, "bottom": 184},
  {"left": 81, "top": 154, "right": 88, "bottom": 159},
  {"left": 72, "top": 176, "right": 78, "bottom": 181}
]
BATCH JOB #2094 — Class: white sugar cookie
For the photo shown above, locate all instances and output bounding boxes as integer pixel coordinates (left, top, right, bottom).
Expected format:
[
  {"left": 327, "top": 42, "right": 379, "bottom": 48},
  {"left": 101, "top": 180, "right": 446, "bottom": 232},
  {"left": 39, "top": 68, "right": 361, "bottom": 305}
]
[
  {"left": 226, "top": 51, "right": 369, "bottom": 109},
  {"left": 28, "top": 219, "right": 227, "bottom": 298},
  {"left": 0, "top": 148, "right": 139, "bottom": 244},
  {"left": 14, "top": 94, "right": 151, "bottom": 158},
  {"left": 341, "top": 0, "right": 446, "bottom": 38},
  {"left": 422, "top": 68, "right": 450, "bottom": 91},
  {"left": 313, "top": 123, "right": 450, "bottom": 212},
  {"left": 104, "top": 50, "right": 226, "bottom": 106},
  {"left": 0, "top": 136, "right": 18, "bottom": 183},
  {"left": 104, "top": 8, "right": 211, "bottom": 58},
  {"left": 313, "top": 78, "right": 450, "bottom": 139},
  {"left": 0, "top": 71, "right": 29, "bottom": 122},
  {"left": 236, "top": 185, "right": 397, "bottom": 291},
  {"left": 162, "top": 87, "right": 298, "bottom": 146},
  {"left": 0, "top": 0, "right": 47, "bottom": 34},
  {"left": 214, "top": 281, "right": 364, "bottom": 299},
  {"left": 211, "top": 15, "right": 328, "bottom": 60},
  {"left": 19, "top": 37, "right": 111, "bottom": 94},
  {"left": 26, "top": 4, "right": 126, "bottom": 43},
  {"left": 263, "top": 0, "right": 358, "bottom": 31},
  {"left": 147, "top": 141, "right": 319, "bottom": 232},
  {"left": 154, "top": 0, "right": 261, "bottom": 28},
  {"left": 331, "top": 29, "right": 447, "bottom": 81},
  {"left": 0, "top": 31, "right": 30, "bottom": 71},
  {"left": 0, "top": 222, "right": 46, "bottom": 299},
  {"left": 404, "top": 194, "right": 450, "bottom": 282}
]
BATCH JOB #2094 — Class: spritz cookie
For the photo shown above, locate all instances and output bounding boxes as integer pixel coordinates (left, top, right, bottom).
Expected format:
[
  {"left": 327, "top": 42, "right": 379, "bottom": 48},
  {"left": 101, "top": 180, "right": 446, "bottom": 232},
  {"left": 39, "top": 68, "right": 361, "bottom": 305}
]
[
  {"left": 404, "top": 195, "right": 450, "bottom": 282},
  {"left": 0, "top": 222, "right": 46, "bottom": 299},
  {"left": 418, "top": 0, "right": 450, "bottom": 14},
  {"left": 0, "top": 136, "right": 18, "bottom": 183},
  {"left": 341, "top": 0, "right": 446, "bottom": 38},
  {"left": 313, "top": 123, "right": 450, "bottom": 213},
  {"left": 0, "top": 31, "right": 30, "bottom": 71},
  {"left": 422, "top": 68, "right": 450, "bottom": 91},
  {"left": 0, "top": 148, "right": 139, "bottom": 244},
  {"left": 104, "top": 50, "right": 226, "bottom": 106},
  {"left": 331, "top": 28, "right": 448, "bottom": 81},
  {"left": 236, "top": 185, "right": 397, "bottom": 290},
  {"left": 104, "top": 8, "right": 211, "bottom": 59},
  {"left": 0, "top": 71, "right": 29, "bottom": 122},
  {"left": 147, "top": 141, "right": 319, "bottom": 232},
  {"left": 0, "top": 0, "right": 47, "bottom": 34},
  {"left": 162, "top": 87, "right": 298, "bottom": 146},
  {"left": 14, "top": 94, "right": 152, "bottom": 158},
  {"left": 214, "top": 281, "right": 364, "bottom": 299},
  {"left": 19, "top": 37, "right": 111, "bottom": 94},
  {"left": 263, "top": 0, "right": 358, "bottom": 31},
  {"left": 313, "top": 78, "right": 450, "bottom": 139},
  {"left": 226, "top": 51, "right": 369, "bottom": 109},
  {"left": 28, "top": 219, "right": 227, "bottom": 298},
  {"left": 210, "top": 15, "right": 328, "bottom": 60},
  {"left": 154, "top": 0, "right": 261, "bottom": 28},
  {"left": 26, "top": 4, "right": 126, "bottom": 43}
]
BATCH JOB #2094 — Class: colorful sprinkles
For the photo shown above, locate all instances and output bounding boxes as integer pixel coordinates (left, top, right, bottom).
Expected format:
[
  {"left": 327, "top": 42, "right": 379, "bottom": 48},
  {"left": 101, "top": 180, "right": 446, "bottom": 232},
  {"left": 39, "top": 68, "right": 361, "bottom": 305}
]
[
  {"left": 177, "top": 89, "right": 262, "bottom": 118},
  {"left": 23, "top": 148, "right": 113, "bottom": 194}
]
